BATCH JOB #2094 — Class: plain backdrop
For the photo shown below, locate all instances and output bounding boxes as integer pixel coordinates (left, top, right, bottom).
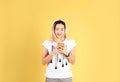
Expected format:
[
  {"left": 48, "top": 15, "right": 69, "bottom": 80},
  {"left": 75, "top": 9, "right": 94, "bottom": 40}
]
[{"left": 0, "top": 0, "right": 120, "bottom": 82}]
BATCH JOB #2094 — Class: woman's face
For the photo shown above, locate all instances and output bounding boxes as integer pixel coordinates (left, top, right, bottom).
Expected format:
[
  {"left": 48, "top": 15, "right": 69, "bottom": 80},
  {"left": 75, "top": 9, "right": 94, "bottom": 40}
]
[{"left": 54, "top": 24, "right": 65, "bottom": 39}]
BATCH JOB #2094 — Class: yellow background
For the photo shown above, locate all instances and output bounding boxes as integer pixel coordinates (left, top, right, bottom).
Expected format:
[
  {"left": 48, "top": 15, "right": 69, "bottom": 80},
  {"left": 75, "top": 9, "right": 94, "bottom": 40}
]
[{"left": 0, "top": 0, "right": 120, "bottom": 82}]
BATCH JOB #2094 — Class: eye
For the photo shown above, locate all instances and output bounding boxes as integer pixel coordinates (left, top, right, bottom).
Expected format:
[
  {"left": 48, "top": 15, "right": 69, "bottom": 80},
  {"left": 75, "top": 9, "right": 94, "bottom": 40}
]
[{"left": 55, "top": 28, "right": 59, "bottom": 31}]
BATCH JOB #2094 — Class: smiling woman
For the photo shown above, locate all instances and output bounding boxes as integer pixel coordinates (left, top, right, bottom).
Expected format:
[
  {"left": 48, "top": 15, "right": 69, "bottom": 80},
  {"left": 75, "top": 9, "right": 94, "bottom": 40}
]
[
  {"left": 42, "top": 20, "right": 76, "bottom": 82},
  {"left": 55, "top": 24, "right": 65, "bottom": 38}
]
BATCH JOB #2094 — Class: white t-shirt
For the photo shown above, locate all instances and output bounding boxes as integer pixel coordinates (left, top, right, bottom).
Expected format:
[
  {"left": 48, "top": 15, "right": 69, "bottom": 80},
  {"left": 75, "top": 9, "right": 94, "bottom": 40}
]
[{"left": 42, "top": 38, "right": 76, "bottom": 78}]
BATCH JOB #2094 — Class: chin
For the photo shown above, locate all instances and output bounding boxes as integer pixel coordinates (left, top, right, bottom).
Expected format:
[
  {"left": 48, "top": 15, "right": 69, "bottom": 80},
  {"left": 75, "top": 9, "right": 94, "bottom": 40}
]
[{"left": 57, "top": 36, "right": 62, "bottom": 39}]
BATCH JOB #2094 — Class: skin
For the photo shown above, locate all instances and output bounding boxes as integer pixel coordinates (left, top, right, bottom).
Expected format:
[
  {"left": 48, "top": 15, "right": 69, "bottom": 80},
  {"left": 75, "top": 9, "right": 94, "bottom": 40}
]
[{"left": 42, "top": 24, "right": 75, "bottom": 65}]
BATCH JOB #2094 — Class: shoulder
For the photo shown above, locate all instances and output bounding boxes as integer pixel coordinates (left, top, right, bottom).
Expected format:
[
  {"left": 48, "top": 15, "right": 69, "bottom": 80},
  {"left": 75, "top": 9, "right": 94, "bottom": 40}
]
[
  {"left": 65, "top": 38, "right": 76, "bottom": 46},
  {"left": 42, "top": 40, "right": 52, "bottom": 49},
  {"left": 65, "top": 38, "right": 76, "bottom": 51}
]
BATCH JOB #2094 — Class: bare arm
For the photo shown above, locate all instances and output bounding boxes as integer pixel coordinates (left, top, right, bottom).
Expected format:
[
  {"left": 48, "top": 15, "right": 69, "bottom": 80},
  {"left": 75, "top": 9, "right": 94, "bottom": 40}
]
[
  {"left": 42, "top": 46, "right": 54, "bottom": 65},
  {"left": 66, "top": 47, "right": 76, "bottom": 64},
  {"left": 42, "top": 46, "right": 58, "bottom": 65}
]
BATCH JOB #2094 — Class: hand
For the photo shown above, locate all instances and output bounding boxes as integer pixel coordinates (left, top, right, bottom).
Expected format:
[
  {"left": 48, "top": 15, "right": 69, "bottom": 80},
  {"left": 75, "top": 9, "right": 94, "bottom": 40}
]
[
  {"left": 52, "top": 46, "right": 60, "bottom": 55},
  {"left": 57, "top": 46, "right": 68, "bottom": 56}
]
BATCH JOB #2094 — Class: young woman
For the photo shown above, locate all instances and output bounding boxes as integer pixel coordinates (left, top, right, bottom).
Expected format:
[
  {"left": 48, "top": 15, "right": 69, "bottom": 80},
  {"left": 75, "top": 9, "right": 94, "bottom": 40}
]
[{"left": 42, "top": 20, "right": 76, "bottom": 82}]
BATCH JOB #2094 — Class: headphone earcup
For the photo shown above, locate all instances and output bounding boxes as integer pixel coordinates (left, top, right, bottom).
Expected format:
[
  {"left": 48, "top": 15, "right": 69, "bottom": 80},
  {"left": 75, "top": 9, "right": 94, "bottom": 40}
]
[{"left": 65, "top": 27, "right": 68, "bottom": 33}]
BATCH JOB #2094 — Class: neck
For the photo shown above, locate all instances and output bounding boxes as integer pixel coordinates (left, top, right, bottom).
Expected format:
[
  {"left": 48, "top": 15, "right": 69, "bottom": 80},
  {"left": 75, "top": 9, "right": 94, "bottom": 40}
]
[{"left": 57, "top": 37, "right": 65, "bottom": 42}]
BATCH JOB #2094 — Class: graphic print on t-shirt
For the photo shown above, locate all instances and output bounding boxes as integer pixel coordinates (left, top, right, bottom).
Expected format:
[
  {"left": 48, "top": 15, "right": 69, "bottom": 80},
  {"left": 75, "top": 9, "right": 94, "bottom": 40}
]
[{"left": 50, "top": 44, "right": 68, "bottom": 69}]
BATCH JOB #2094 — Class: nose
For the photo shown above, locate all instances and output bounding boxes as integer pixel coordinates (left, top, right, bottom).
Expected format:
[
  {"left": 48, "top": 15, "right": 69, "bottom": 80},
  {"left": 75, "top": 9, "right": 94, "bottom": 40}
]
[{"left": 58, "top": 30, "right": 62, "bottom": 34}]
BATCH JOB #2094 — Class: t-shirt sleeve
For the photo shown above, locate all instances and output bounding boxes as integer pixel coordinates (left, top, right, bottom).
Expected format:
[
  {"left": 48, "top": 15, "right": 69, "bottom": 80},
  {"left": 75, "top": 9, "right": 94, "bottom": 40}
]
[
  {"left": 42, "top": 40, "right": 50, "bottom": 49},
  {"left": 68, "top": 39, "right": 76, "bottom": 52}
]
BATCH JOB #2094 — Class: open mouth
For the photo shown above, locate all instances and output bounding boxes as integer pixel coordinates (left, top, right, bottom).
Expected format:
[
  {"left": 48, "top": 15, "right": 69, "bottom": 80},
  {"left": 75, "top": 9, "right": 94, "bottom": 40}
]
[{"left": 57, "top": 34, "right": 62, "bottom": 36}]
